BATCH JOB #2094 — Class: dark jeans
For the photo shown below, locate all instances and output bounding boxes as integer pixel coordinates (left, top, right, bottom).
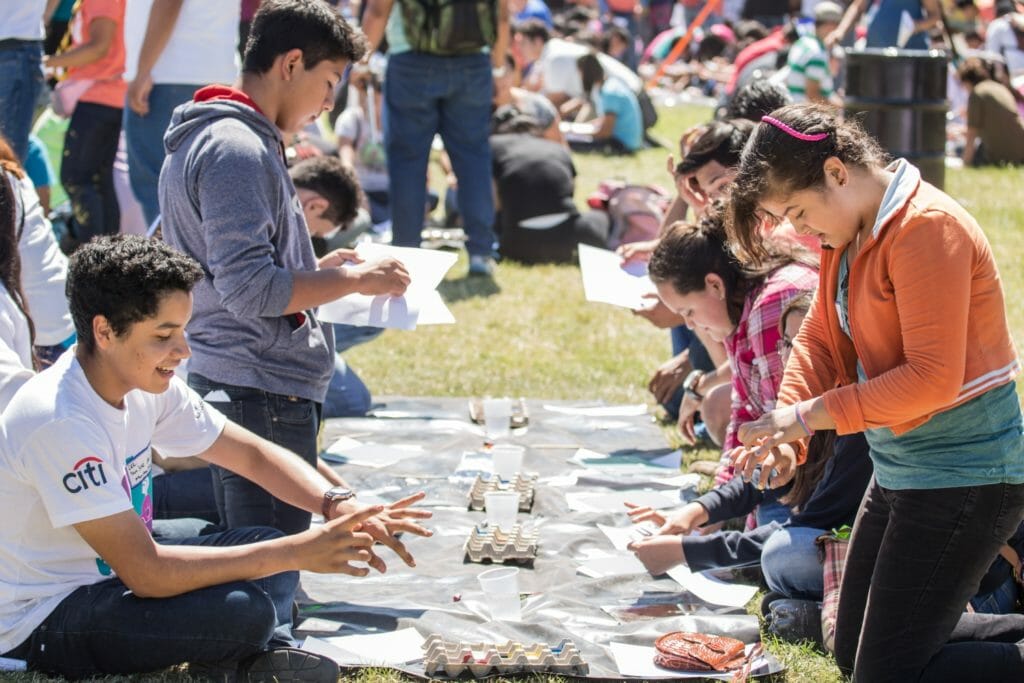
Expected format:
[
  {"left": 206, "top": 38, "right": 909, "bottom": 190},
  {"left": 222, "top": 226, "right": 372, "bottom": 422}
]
[
  {"left": 153, "top": 467, "right": 220, "bottom": 524},
  {"left": 2, "top": 527, "right": 297, "bottom": 678},
  {"left": 61, "top": 101, "right": 123, "bottom": 244},
  {"left": 835, "top": 478, "right": 1024, "bottom": 681},
  {"left": 188, "top": 372, "right": 320, "bottom": 536},
  {"left": 0, "top": 41, "right": 44, "bottom": 162},
  {"left": 497, "top": 211, "right": 610, "bottom": 264}
]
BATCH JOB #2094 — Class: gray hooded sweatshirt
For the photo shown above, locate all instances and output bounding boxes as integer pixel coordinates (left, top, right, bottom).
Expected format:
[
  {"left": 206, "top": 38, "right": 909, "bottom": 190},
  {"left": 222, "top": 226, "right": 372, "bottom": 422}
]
[{"left": 160, "top": 97, "right": 334, "bottom": 402}]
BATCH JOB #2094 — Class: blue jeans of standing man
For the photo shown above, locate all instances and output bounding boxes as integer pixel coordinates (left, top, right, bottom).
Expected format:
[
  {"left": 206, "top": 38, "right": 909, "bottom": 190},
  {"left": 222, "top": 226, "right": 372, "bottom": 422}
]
[
  {"left": 384, "top": 51, "right": 495, "bottom": 257},
  {"left": 123, "top": 83, "right": 201, "bottom": 226},
  {"left": 188, "top": 372, "right": 320, "bottom": 536},
  {"left": 2, "top": 527, "right": 297, "bottom": 678},
  {"left": 0, "top": 41, "right": 44, "bottom": 162}
]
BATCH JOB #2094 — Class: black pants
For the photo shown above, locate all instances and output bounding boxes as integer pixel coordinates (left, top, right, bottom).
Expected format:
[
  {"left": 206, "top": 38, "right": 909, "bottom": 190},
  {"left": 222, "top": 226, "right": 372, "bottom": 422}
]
[
  {"left": 61, "top": 101, "right": 122, "bottom": 244},
  {"left": 835, "top": 478, "right": 1024, "bottom": 681},
  {"left": 497, "top": 211, "right": 610, "bottom": 264}
]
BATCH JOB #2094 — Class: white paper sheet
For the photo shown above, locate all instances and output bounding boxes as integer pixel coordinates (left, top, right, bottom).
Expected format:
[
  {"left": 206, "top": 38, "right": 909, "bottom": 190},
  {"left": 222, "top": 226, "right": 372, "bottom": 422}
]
[
  {"left": 568, "top": 448, "right": 682, "bottom": 474},
  {"left": 609, "top": 641, "right": 766, "bottom": 679},
  {"left": 577, "top": 553, "right": 648, "bottom": 578},
  {"left": 316, "top": 244, "right": 457, "bottom": 329},
  {"left": 666, "top": 565, "right": 759, "bottom": 608},
  {"left": 302, "top": 628, "right": 425, "bottom": 666},
  {"left": 542, "top": 403, "right": 649, "bottom": 417},
  {"left": 0, "top": 657, "right": 26, "bottom": 672},
  {"left": 322, "top": 437, "right": 422, "bottom": 468},
  {"left": 598, "top": 522, "right": 659, "bottom": 551},
  {"left": 578, "top": 243, "right": 657, "bottom": 309},
  {"left": 565, "top": 490, "right": 679, "bottom": 513},
  {"left": 453, "top": 450, "right": 494, "bottom": 478}
]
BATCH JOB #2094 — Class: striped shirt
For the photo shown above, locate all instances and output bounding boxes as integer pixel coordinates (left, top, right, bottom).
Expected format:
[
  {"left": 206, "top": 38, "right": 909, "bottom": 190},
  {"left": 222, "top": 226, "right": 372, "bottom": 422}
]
[{"left": 785, "top": 35, "right": 833, "bottom": 102}]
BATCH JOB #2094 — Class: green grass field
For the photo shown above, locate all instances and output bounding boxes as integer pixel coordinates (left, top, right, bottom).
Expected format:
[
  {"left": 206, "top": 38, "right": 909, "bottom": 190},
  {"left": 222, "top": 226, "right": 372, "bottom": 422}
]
[{"left": 15, "top": 104, "right": 1024, "bottom": 682}]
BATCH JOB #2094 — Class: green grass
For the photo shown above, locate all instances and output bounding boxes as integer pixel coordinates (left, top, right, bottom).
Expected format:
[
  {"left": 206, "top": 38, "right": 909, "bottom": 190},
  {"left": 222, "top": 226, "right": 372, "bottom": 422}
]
[{"left": 16, "top": 104, "right": 1024, "bottom": 681}]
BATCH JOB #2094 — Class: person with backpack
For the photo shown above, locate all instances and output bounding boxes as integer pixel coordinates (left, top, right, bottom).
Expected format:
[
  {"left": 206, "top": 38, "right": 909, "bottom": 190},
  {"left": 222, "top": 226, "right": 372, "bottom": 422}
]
[{"left": 362, "top": 0, "right": 511, "bottom": 276}]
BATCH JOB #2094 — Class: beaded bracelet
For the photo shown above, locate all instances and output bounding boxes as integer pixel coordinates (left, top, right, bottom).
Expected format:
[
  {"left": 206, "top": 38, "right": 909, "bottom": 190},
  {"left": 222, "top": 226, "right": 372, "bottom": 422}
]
[{"left": 794, "top": 403, "right": 814, "bottom": 437}]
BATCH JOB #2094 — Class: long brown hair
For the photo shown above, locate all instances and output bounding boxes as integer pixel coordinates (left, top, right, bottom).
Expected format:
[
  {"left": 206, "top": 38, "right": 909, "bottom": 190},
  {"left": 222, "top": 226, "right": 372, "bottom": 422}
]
[{"left": 0, "top": 172, "right": 37, "bottom": 359}]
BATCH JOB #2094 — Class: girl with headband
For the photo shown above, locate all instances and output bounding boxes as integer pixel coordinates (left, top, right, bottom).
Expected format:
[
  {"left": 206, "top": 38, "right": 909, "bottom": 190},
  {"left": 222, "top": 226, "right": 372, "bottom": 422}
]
[{"left": 728, "top": 102, "right": 1024, "bottom": 681}]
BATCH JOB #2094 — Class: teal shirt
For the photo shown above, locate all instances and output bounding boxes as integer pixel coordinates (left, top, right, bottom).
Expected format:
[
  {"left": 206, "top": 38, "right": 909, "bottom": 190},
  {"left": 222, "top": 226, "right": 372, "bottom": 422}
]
[
  {"left": 597, "top": 77, "right": 642, "bottom": 152},
  {"left": 385, "top": 5, "right": 489, "bottom": 55},
  {"left": 837, "top": 248, "right": 1024, "bottom": 491}
]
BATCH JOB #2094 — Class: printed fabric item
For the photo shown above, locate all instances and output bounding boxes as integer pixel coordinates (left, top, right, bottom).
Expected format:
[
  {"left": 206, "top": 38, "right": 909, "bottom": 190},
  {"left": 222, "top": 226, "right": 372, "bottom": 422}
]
[
  {"left": 653, "top": 631, "right": 747, "bottom": 671},
  {"left": 817, "top": 531, "right": 850, "bottom": 653}
]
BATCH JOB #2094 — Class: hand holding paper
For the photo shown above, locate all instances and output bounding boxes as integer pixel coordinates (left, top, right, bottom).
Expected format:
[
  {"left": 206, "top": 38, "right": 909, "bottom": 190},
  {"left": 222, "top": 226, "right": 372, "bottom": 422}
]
[{"left": 578, "top": 243, "right": 657, "bottom": 309}]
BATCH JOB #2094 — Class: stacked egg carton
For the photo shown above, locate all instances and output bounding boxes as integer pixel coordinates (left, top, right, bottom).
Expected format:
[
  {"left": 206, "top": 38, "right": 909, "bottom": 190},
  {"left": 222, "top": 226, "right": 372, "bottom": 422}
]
[
  {"left": 422, "top": 635, "right": 589, "bottom": 678},
  {"left": 467, "top": 474, "right": 536, "bottom": 512},
  {"left": 464, "top": 524, "right": 539, "bottom": 564}
]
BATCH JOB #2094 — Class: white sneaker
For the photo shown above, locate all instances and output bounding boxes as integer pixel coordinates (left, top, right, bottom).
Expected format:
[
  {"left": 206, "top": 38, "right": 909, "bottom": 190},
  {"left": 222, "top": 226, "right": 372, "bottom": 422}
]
[{"left": 468, "top": 254, "right": 495, "bottom": 277}]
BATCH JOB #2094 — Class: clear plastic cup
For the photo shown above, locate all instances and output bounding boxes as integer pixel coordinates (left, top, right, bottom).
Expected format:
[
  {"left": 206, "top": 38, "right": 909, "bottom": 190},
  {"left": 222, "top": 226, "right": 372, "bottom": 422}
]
[
  {"left": 477, "top": 567, "right": 521, "bottom": 621},
  {"left": 491, "top": 444, "right": 525, "bottom": 481},
  {"left": 482, "top": 397, "right": 512, "bottom": 440},
  {"left": 483, "top": 490, "right": 519, "bottom": 529}
]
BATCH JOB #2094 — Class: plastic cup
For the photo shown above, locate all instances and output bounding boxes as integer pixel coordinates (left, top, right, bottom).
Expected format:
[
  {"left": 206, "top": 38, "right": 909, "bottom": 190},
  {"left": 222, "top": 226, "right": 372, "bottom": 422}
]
[
  {"left": 477, "top": 567, "right": 521, "bottom": 621},
  {"left": 491, "top": 444, "right": 524, "bottom": 481},
  {"left": 484, "top": 491, "right": 519, "bottom": 530},
  {"left": 482, "top": 397, "right": 512, "bottom": 440}
]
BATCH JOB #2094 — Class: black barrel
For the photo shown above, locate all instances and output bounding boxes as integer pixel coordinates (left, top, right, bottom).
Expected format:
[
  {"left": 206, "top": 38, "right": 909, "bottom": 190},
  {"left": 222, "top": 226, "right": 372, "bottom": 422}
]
[{"left": 843, "top": 48, "right": 948, "bottom": 188}]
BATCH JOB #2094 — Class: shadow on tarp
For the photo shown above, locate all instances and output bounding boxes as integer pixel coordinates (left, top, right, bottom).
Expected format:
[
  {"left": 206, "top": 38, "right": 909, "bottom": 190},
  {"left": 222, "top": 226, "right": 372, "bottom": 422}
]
[{"left": 301, "top": 398, "right": 786, "bottom": 680}]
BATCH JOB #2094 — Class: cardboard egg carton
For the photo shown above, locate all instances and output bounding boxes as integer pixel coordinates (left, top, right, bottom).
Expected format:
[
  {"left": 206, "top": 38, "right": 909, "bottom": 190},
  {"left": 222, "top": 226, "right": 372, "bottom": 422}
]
[
  {"left": 422, "top": 635, "right": 589, "bottom": 678},
  {"left": 467, "top": 474, "right": 536, "bottom": 512},
  {"left": 464, "top": 524, "right": 539, "bottom": 563}
]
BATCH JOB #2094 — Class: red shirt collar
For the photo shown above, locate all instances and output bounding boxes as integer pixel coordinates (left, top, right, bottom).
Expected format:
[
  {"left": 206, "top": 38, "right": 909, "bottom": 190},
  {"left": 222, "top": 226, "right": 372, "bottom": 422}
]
[{"left": 193, "top": 84, "right": 264, "bottom": 115}]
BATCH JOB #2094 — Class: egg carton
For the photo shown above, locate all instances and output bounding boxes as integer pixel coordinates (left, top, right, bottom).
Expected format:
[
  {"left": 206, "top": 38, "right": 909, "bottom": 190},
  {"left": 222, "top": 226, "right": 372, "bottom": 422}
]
[
  {"left": 467, "top": 474, "right": 536, "bottom": 512},
  {"left": 468, "top": 397, "right": 530, "bottom": 429},
  {"left": 422, "top": 635, "right": 589, "bottom": 678},
  {"left": 464, "top": 524, "right": 539, "bottom": 564}
]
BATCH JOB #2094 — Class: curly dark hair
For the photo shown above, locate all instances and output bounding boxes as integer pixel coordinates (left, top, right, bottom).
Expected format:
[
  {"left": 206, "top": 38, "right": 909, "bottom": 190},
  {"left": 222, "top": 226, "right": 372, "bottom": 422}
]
[
  {"left": 676, "top": 119, "right": 754, "bottom": 175},
  {"left": 68, "top": 235, "right": 203, "bottom": 354},
  {"left": 648, "top": 205, "right": 816, "bottom": 326},
  {"left": 726, "top": 103, "right": 886, "bottom": 265},
  {"left": 243, "top": 0, "right": 367, "bottom": 74},
  {"left": 0, "top": 171, "right": 35, "bottom": 360},
  {"left": 289, "top": 155, "right": 362, "bottom": 226}
]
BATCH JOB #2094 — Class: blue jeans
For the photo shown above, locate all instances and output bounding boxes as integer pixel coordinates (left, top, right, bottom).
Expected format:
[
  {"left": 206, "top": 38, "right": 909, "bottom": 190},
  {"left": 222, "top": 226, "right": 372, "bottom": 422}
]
[
  {"left": 970, "top": 575, "right": 1020, "bottom": 615},
  {"left": 188, "top": 372, "right": 320, "bottom": 536},
  {"left": 3, "top": 527, "right": 297, "bottom": 678},
  {"left": 761, "top": 526, "right": 826, "bottom": 600},
  {"left": 123, "top": 83, "right": 201, "bottom": 226},
  {"left": 324, "top": 355, "right": 372, "bottom": 418},
  {"left": 153, "top": 467, "right": 220, "bottom": 524},
  {"left": 0, "top": 42, "right": 44, "bottom": 162},
  {"left": 384, "top": 51, "right": 495, "bottom": 257}
]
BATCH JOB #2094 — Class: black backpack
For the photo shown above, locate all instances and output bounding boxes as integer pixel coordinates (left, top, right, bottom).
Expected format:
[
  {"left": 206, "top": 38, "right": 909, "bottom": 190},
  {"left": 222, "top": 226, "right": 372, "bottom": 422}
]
[{"left": 399, "top": 0, "right": 498, "bottom": 55}]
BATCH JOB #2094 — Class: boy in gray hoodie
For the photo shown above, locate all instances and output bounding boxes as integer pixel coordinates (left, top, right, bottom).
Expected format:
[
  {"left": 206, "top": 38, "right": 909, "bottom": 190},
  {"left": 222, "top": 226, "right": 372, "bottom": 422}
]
[{"left": 160, "top": 0, "right": 410, "bottom": 537}]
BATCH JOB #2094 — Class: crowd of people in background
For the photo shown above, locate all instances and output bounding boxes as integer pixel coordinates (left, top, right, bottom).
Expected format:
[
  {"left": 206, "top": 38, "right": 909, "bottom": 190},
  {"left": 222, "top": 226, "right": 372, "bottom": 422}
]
[{"left": 0, "top": 0, "right": 1023, "bottom": 680}]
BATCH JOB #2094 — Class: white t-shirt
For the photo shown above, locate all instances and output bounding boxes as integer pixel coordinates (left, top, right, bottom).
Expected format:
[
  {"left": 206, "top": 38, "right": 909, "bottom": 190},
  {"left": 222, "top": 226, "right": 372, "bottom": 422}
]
[
  {"left": 986, "top": 16, "right": 1024, "bottom": 77},
  {"left": 11, "top": 172, "right": 74, "bottom": 347},
  {"left": 2, "top": 0, "right": 47, "bottom": 40},
  {"left": 533, "top": 39, "right": 642, "bottom": 98},
  {"left": 0, "top": 351, "right": 226, "bottom": 652},
  {"left": 0, "top": 283, "right": 33, "bottom": 411},
  {"left": 123, "top": 0, "right": 240, "bottom": 85}
]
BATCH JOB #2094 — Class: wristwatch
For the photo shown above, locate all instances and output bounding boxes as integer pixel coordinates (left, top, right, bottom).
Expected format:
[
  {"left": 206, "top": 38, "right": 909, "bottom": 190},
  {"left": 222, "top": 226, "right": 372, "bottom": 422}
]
[
  {"left": 683, "top": 369, "right": 705, "bottom": 402},
  {"left": 321, "top": 486, "right": 356, "bottom": 519}
]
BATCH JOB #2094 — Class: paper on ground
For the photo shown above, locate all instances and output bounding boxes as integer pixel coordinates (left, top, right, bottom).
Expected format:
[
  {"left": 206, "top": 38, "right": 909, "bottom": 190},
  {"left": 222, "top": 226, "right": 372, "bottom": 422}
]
[
  {"left": 666, "top": 565, "right": 758, "bottom": 608},
  {"left": 316, "top": 244, "right": 457, "bottom": 329},
  {"left": 0, "top": 657, "right": 26, "bottom": 672},
  {"left": 578, "top": 243, "right": 656, "bottom": 309},
  {"left": 543, "top": 403, "right": 649, "bottom": 417},
  {"left": 453, "top": 450, "right": 494, "bottom": 478},
  {"left": 598, "top": 522, "right": 659, "bottom": 551},
  {"left": 577, "top": 553, "right": 647, "bottom": 578},
  {"left": 569, "top": 448, "right": 681, "bottom": 474},
  {"left": 322, "top": 437, "right": 422, "bottom": 468},
  {"left": 566, "top": 489, "right": 679, "bottom": 513},
  {"left": 609, "top": 641, "right": 767, "bottom": 679},
  {"left": 302, "top": 628, "right": 425, "bottom": 666}
]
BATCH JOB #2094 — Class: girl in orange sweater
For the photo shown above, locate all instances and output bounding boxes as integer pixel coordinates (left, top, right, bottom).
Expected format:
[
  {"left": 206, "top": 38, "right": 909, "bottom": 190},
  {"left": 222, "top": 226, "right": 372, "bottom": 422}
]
[{"left": 726, "top": 103, "right": 1024, "bottom": 682}]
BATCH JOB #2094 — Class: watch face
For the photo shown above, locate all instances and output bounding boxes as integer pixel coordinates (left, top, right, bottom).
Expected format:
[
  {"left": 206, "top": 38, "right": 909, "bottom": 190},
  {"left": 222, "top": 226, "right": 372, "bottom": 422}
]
[{"left": 326, "top": 487, "right": 355, "bottom": 501}]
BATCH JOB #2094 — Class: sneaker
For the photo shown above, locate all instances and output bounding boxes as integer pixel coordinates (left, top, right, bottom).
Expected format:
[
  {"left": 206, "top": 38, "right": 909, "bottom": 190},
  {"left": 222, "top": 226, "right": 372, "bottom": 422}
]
[
  {"left": 468, "top": 254, "right": 495, "bottom": 277},
  {"left": 238, "top": 647, "right": 339, "bottom": 682},
  {"left": 765, "top": 599, "right": 824, "bottom": 647}
]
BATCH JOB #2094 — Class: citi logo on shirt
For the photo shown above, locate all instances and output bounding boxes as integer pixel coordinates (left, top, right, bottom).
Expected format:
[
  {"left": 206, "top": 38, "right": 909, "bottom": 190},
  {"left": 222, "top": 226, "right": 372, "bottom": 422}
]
[{"left": 63, "top": 456, "right": 109, "bottom": 494}]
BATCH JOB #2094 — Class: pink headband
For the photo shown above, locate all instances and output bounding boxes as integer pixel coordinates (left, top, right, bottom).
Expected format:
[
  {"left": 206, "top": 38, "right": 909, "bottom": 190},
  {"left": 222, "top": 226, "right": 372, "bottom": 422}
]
[{"left": 761, "top": 116, "right": 829, "bottom": 142}]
